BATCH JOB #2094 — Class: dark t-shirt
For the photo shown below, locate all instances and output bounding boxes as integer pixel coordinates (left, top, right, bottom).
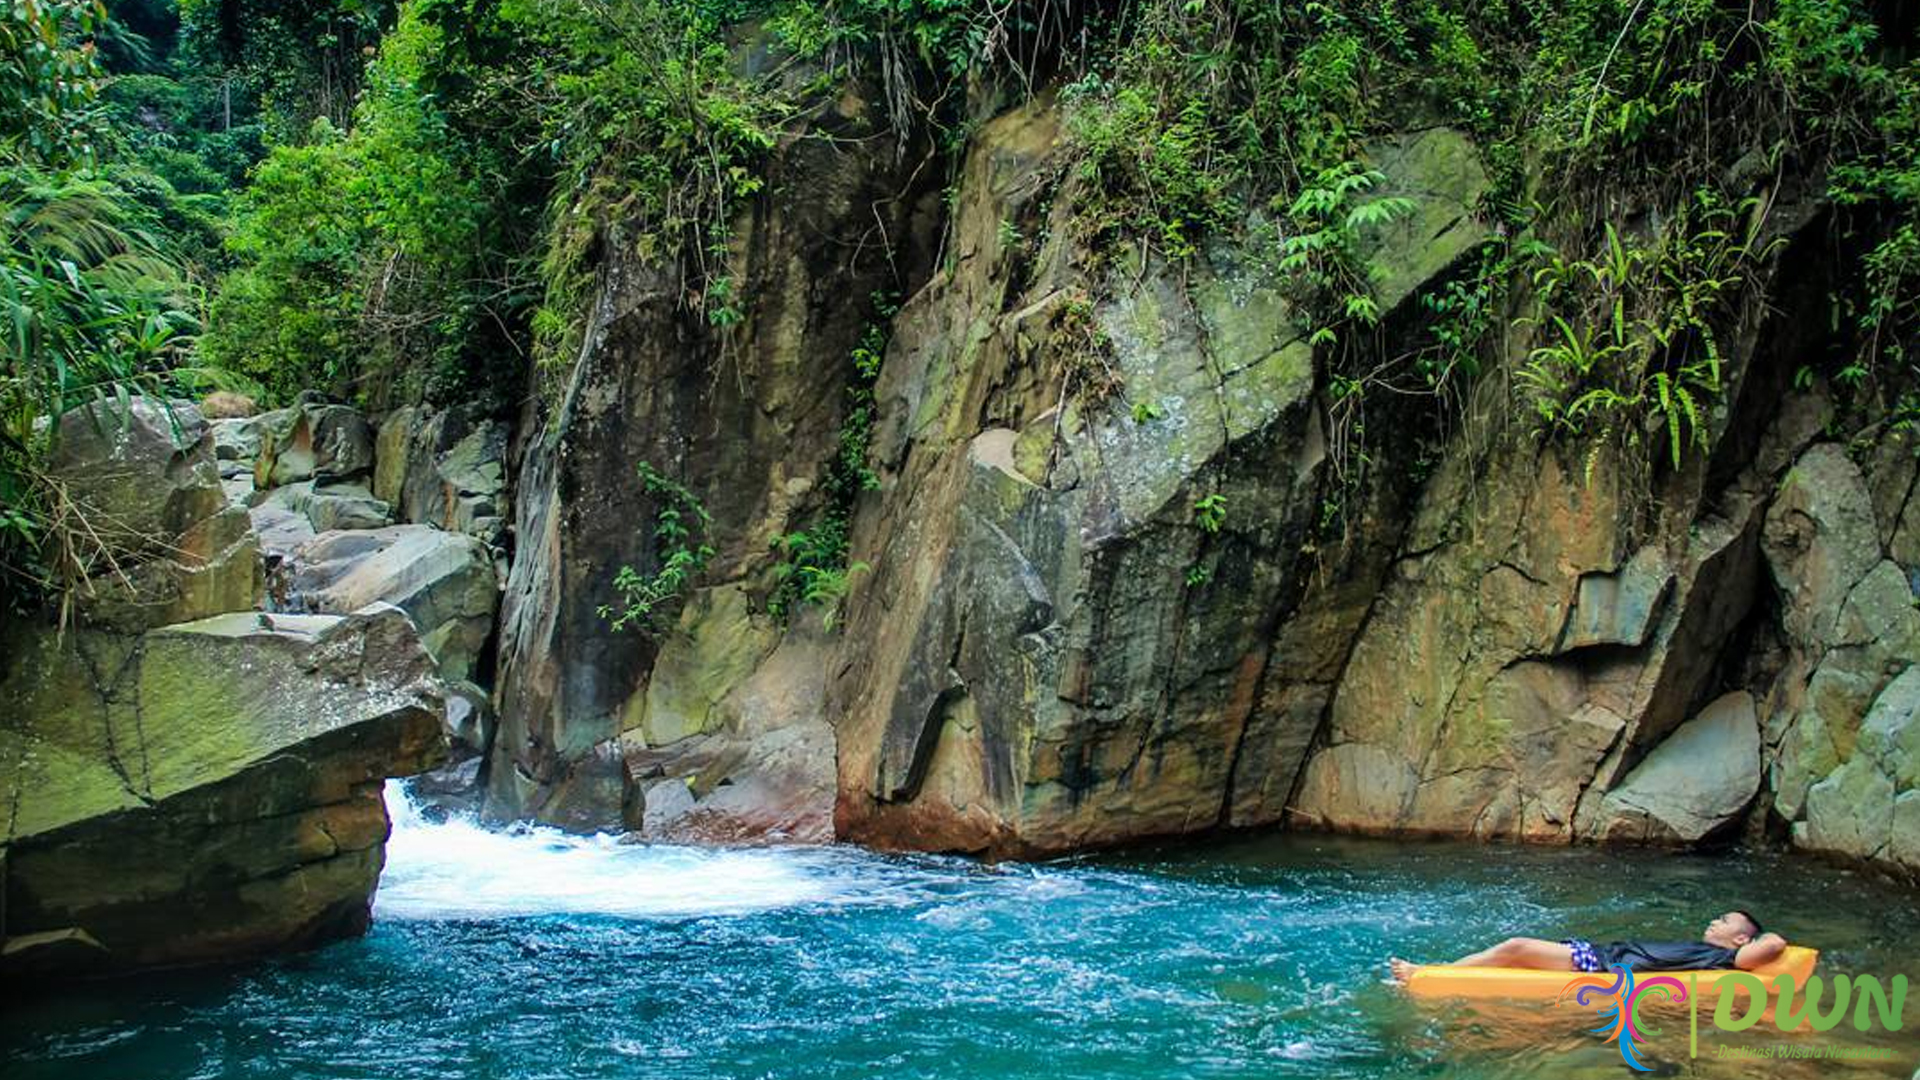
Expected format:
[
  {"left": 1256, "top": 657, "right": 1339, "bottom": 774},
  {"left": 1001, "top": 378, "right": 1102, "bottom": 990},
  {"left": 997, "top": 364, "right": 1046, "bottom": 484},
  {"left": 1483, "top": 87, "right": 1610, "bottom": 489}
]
[{"left": 1596, "top": 940, "right": 1740, "bottom": 972}]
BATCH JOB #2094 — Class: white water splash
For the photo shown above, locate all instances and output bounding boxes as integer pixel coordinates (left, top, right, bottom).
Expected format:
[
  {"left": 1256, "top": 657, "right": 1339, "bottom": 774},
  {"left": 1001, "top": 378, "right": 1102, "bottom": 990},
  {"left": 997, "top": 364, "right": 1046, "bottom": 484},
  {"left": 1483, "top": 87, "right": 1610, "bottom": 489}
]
[{"left": 375, "top": 780, "right": 881, "bottom": 921}]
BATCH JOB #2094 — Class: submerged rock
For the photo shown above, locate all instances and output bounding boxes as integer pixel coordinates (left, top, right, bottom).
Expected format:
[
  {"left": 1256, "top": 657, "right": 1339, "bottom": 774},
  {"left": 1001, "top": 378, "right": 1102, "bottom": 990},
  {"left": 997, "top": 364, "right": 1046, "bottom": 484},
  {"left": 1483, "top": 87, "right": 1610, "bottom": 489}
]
[{"left": 0, "top": 606, "right": 445, "bottom": 978}]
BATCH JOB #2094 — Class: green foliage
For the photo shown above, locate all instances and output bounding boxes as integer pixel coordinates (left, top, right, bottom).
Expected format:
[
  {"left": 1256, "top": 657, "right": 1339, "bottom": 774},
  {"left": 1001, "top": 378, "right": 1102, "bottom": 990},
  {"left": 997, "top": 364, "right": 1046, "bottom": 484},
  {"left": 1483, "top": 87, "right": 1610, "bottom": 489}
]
[
  {"left": 0, "top": 1, "right": 212, "bottom": 606},
  {"left": 1517, "top": 192, "right": 1774, "bottom": 467},
  {"left": 1049, "top": 0, "right": 1920, "bottom": 473},
  {"left": 200, "top": 3, "right": 525, "bottom": 408},
  {"left": 769, "top": 528, "right": 868, "bottom": 631},
  {"left": 1191, "top": 491, "right": 1226, "bottom": 533},
  {"left": 200, "top": 121, "right": 366, "bottom": 399},
  {"left": 1829, "top": 58, "right": 1920, "bottom": 382},
  {"left": 442, "top": 0, "right": 786, "bottom": 373},
  {"left": 176, "top": 0, "right": 395, "bottom": 138},
  {"left": 1413, "top": 238, "right": 1523, "bottom": 391},
  {"left": 767, "top": 293, "right": 896, "bottom": 626},
  {"left": 1276, "top": 161, "right": 1415, "bottom": 341},
  {"left": 598, "top": 462, "right": 715, "bottom": 634},
  {"left": 1066, "top": 70, "right": 1233, "bottom": 259},
  {"left": 4, "top": 0, "right": 109, "bottom": 166}
]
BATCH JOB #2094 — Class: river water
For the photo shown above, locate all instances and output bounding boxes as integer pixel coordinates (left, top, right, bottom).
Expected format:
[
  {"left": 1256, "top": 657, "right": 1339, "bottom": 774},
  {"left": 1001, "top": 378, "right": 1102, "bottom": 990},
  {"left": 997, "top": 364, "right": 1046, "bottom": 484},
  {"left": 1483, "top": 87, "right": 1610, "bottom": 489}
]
[{"left": 4, "top": 783, "right": 1916, "bottom": 1079}]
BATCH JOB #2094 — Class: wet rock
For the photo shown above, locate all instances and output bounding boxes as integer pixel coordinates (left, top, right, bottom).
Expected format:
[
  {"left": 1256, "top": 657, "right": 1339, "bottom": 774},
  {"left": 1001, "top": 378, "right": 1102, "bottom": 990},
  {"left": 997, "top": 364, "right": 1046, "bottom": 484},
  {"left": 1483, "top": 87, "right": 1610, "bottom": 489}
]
[
  {"left": 621, "top": 604, "right": 838, "bottom": 845},
  {"left": 48, "top": 397, "right": 262, "bottom": 631},
  {"left": 0, "top": 606, "right": 445, "bottom": 977}
]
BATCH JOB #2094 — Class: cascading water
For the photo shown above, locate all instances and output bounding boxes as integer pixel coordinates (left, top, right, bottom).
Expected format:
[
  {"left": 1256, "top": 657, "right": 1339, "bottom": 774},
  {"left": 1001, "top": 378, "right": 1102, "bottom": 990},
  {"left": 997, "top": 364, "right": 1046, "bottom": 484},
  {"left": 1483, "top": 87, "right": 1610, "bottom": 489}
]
[
  {"left": 376, "top": 782, "right": 881, "bottom": 921},
  {"left": 4, "top": 783, "right": 1916, "bottom": 1079}
]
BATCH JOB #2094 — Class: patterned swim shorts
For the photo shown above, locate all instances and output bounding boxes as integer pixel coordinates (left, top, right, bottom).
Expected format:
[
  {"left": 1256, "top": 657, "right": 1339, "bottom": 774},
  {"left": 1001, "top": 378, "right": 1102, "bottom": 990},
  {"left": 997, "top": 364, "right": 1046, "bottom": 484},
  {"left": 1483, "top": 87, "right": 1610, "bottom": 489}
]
[{"left": 1564, "top": 938, "right": 1604, "bottom": 973}]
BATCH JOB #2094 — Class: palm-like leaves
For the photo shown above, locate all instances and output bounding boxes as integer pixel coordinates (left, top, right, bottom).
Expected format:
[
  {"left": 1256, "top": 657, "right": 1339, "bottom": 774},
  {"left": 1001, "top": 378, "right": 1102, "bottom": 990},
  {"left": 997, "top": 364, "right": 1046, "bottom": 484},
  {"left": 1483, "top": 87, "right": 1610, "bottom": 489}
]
[
  {"left": 1, "top": 164, "right": 202, "bottom": 601},
  {"left": 1, "top": 168, "right": 201, "bottom": 448}
]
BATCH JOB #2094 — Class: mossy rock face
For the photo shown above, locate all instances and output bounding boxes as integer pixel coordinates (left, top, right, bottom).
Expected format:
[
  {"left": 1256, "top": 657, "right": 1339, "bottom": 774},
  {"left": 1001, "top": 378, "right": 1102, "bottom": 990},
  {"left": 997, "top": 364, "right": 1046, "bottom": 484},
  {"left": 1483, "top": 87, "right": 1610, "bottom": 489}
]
[
  {"left": 629, "top": 585, "right": 778, "bottom": 749},
  {"left": 1359, "top": 128, "right": 1491, "bottom": 313},
  {"left": 0, "top": 606, "right": 446, "bottom": 978},
  {"left": 49, "top": 397, "right": 263, "bottom": 632}
]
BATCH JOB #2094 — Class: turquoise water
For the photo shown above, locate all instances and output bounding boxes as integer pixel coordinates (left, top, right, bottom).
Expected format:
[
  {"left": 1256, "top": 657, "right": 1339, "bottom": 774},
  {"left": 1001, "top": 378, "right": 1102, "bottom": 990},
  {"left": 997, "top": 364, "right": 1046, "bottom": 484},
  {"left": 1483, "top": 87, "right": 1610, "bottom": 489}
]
[{"left": 4, "top": 784, "right": 1917, "bottom": 1079}]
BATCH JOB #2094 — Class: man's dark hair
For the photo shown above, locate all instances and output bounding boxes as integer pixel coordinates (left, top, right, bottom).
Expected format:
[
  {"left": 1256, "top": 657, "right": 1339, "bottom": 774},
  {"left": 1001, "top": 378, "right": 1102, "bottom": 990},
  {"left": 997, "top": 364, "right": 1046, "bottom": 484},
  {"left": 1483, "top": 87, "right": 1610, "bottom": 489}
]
[{"left": 1732, "top": 910, "right": 1762, "bottom": 937}]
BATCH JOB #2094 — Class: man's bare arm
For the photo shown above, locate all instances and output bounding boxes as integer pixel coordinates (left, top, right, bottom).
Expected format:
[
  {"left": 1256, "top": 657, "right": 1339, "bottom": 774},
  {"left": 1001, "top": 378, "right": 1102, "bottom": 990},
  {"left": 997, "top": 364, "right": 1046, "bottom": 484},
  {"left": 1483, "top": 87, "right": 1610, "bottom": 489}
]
[{"left": 1735, "top": 933, "right": 1787, "bottom": 970}]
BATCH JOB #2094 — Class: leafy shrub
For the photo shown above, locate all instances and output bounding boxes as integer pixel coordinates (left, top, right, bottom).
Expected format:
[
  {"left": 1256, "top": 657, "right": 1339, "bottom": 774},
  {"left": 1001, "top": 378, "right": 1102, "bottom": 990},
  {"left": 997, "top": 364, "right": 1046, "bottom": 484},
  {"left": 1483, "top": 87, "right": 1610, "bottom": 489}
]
[{"left": 599, "top": 462, "right": 716, "bottom": 634}]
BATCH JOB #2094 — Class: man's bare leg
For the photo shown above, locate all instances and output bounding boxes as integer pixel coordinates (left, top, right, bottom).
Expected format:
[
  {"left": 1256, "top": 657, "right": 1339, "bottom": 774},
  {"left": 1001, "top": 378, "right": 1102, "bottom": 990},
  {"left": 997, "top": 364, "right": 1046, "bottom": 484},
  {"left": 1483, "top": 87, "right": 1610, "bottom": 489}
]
[{"left": 1389, "top": 938, "right": 1574, "bottom": 983}]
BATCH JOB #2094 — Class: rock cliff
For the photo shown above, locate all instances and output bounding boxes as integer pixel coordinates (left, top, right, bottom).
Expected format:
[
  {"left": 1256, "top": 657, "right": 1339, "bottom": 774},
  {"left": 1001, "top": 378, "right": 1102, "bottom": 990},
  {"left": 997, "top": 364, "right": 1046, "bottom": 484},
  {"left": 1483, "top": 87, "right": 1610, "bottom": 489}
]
[{"left": 476, "top": 94, "right": 1916, "bottom": 876}]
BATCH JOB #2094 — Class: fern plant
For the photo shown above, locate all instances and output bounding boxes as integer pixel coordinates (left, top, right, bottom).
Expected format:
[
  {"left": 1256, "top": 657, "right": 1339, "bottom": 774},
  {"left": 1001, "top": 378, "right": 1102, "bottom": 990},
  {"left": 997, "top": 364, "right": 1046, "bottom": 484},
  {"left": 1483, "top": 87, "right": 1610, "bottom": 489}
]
[
  {"left": 1517, "top": 191, "right": 1771, "bottom": 468},
  {"left": 598, "top": 462, "right": 715, "bottom": 634},
  {"left": 1277, "top": 161, "right": 1416, "bottom": 345}
]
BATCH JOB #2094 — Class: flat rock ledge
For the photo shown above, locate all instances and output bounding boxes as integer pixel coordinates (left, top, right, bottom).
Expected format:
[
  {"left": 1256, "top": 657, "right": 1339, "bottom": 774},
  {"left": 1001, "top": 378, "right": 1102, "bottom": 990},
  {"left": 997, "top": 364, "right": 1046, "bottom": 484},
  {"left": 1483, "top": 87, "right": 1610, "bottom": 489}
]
[{"left": 0, "top": 605, "right": 446, "bottom": 979}]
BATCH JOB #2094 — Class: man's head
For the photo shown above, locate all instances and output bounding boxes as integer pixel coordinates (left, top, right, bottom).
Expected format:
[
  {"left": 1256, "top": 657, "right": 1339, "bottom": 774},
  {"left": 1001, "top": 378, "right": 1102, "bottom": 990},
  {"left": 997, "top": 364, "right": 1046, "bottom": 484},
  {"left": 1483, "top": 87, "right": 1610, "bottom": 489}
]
[{"left": 1704, "top": 910, "right": 1762, "bottom": 948}]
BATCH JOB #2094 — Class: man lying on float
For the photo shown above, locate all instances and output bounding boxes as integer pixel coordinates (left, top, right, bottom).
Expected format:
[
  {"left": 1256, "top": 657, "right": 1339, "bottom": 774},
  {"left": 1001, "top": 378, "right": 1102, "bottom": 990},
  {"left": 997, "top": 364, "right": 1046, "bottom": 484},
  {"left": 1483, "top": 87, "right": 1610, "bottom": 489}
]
[{"left": 1389, "top": 910, "right": 1789, "bottom": 983}]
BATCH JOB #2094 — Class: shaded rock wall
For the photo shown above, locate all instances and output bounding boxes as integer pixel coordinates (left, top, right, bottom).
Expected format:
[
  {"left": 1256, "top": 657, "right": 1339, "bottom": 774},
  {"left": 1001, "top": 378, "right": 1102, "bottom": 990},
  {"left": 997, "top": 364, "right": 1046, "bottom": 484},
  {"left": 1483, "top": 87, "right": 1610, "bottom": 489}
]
[{"left": 487, "top": 82, "right": 936, "bottom": 833}]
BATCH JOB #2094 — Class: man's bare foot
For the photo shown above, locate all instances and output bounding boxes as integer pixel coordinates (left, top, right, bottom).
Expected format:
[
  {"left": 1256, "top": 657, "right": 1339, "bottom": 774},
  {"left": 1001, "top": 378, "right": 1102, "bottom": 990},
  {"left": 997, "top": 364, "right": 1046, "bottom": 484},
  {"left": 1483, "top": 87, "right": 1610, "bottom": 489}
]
[{"left": 1388, "top": 957, "right": 1418, "bottom": 985}]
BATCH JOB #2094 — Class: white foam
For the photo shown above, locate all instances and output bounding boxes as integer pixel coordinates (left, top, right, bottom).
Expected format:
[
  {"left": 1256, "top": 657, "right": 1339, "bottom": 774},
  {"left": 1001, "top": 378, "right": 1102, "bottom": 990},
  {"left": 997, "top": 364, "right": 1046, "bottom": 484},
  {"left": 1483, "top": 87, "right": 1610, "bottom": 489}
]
[{"left": 376, "top": 781, "right": 858, "bottom": 921}]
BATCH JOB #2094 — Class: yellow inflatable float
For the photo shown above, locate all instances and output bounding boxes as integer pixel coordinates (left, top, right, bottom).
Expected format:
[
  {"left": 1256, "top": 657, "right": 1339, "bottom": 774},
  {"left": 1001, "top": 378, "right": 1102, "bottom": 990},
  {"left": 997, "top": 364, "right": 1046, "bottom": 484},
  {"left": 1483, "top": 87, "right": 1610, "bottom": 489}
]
[{"left": 1404, "top": 946, "right": 1819, "bottom": 1000}]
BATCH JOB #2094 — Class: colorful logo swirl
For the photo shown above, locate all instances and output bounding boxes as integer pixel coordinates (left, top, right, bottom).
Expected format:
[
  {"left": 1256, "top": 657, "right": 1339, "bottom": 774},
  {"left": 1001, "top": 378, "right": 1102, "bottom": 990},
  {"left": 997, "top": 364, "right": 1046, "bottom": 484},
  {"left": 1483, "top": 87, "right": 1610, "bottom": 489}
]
[{"left": 1559, "top": 965, "right": 1689, "bottom": 1071}]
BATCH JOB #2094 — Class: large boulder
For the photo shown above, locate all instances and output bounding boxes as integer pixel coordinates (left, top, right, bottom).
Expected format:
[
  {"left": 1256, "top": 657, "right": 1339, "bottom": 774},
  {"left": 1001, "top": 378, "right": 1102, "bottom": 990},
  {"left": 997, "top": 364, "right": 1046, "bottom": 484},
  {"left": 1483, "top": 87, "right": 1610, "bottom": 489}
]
[
  {"left": 373, "top": 406, "right": 510, "bottom": 547},
  {"left": 253, "top": 403, "right": 376, "bottom": 489},
  {"left": 0, "top": 605, "right": 446, "bottom": 977},
  {"left": 48, "top": 398, "right": 261, "bottom": 631},
  {"left": 1586, "top": 692, "right": 1763, "bottom": 843},
  {"left": 279, "top": 525, "right": 498, "bottom": 684}
]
